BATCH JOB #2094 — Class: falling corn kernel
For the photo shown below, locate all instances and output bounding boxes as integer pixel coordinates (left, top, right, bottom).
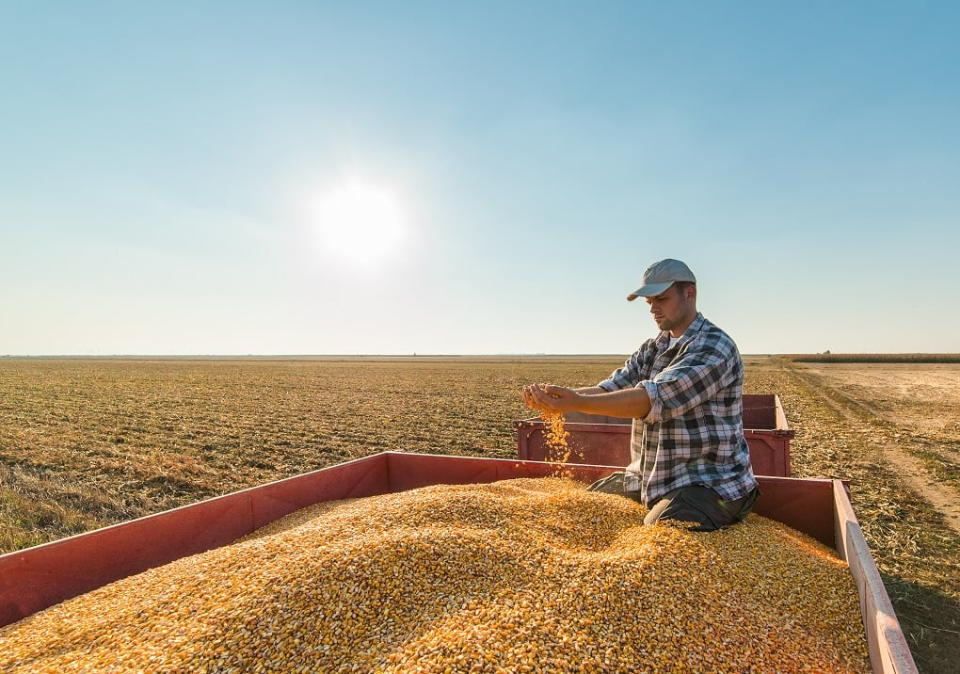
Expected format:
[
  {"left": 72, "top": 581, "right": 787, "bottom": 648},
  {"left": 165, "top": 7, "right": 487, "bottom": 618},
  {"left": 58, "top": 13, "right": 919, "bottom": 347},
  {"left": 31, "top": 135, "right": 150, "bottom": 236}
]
[
  {"left": 541, "top": 411, "right": 583, "bottom": 479},
  {"left": 0, "top": 478, "right": 870, "bottom": 673}
]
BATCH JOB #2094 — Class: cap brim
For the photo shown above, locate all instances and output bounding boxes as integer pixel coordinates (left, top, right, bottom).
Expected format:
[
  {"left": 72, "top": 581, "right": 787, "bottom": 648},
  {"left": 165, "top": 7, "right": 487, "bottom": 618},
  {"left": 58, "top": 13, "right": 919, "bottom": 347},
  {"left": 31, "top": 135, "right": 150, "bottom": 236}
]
[{"left": 626, "top": 281, "right": 674, "bottom": 301}]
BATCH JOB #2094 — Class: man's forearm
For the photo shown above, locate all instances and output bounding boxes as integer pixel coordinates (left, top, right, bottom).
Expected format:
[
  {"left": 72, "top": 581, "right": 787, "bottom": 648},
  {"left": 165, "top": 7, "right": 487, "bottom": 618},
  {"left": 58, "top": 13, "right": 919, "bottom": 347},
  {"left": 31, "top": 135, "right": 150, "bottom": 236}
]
[
  {"left": 574, "top": 387, "right": 651, "bottom": 419},
  {"left": 573, "top": 386, "right": 606, "bottom": 395}
]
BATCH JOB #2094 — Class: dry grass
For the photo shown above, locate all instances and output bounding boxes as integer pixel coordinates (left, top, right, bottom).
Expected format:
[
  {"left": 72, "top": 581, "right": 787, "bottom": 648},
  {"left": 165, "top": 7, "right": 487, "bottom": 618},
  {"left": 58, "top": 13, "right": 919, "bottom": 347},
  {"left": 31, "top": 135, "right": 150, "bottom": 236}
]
[{"left": 1, "top": 355, "right": 958, "bottom": 671}]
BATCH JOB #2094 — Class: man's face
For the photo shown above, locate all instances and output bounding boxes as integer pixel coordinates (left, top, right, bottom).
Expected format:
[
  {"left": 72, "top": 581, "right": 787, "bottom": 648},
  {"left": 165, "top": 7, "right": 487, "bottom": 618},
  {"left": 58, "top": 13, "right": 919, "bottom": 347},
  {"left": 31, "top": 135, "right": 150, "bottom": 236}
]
[{"left": 644, "top": 285, "right": 692, "bottom": 332}]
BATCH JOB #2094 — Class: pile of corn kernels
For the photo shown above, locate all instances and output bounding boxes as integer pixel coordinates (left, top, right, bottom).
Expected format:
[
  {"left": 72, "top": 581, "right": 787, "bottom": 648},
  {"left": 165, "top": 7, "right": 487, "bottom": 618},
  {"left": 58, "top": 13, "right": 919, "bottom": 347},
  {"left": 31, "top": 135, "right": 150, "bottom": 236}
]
[{"left": 0, "top": 478, "right": 870, "bottom": 673}]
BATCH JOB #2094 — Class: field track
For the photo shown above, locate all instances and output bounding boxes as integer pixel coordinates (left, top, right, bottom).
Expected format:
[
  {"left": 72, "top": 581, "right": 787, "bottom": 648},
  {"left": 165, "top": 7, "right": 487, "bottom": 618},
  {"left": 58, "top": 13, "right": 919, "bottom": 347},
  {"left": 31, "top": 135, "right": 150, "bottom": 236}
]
[{"left": 790, "top": 365, "right": 960, "bottom": 535}]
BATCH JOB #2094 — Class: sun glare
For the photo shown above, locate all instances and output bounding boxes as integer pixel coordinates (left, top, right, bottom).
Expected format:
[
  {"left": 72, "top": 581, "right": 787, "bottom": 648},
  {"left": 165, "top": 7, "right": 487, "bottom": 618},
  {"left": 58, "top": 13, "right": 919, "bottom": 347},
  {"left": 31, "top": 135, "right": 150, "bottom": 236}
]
[{"left": 313, "top": 180, "right": 406, "bottom": 266}]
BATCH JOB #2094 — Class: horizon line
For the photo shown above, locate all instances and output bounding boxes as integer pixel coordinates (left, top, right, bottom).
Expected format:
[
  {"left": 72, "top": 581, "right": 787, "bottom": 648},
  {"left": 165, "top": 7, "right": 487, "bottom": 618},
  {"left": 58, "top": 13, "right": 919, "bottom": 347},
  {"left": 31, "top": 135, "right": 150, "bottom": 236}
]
[{"left": 3, "top": 352, "right": 958, "bottom": 359}]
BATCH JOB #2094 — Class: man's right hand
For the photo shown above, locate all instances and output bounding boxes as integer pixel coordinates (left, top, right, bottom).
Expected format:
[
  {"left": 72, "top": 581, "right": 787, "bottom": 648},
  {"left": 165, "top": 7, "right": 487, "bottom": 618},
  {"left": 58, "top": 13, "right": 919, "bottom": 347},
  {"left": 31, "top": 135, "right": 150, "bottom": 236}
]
[{"left": 522, "top": 383, "right": 582, "bottom": 414}]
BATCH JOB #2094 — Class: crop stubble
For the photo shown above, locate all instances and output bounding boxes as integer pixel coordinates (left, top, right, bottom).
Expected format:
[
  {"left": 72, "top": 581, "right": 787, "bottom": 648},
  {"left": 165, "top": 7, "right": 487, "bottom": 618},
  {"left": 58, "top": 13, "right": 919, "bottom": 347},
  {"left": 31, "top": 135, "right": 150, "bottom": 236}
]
[{"left": 1, "top": 356, "right": 958, "bottom": 671}]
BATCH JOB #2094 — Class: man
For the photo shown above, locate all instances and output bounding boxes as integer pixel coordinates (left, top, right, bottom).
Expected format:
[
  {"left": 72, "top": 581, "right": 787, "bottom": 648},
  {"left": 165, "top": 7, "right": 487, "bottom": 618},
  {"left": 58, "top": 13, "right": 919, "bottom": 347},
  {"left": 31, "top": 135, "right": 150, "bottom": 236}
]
[{"left": 522, "top": 259, "right": 759, "bottom": 531}]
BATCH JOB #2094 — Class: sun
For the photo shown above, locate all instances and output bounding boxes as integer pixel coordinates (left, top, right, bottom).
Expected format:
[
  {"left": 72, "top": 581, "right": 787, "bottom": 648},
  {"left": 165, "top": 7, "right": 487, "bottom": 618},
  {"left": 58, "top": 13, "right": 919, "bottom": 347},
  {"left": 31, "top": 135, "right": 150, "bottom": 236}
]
[{"left": 313, "top": 180, "right": 406, "bottom": 266}]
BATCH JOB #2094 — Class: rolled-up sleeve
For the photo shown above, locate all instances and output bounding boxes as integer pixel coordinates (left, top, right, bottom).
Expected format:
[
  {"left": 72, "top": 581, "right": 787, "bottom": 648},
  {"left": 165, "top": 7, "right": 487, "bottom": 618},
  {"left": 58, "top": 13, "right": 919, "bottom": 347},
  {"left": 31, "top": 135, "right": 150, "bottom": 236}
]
[
  {"left": 640, "top": 380, "right": 661, "bottom": 423},
  {"left": 640, "top": 345, "right": 734, "bottom": 423}
]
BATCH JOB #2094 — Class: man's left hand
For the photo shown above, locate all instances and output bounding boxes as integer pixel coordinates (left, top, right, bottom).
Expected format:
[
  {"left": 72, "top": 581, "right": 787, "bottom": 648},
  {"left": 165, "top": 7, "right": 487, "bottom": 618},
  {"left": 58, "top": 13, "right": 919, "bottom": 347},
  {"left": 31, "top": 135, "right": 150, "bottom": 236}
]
[{"left": 522, "top": 384, "right": 581, "bottom": 413}]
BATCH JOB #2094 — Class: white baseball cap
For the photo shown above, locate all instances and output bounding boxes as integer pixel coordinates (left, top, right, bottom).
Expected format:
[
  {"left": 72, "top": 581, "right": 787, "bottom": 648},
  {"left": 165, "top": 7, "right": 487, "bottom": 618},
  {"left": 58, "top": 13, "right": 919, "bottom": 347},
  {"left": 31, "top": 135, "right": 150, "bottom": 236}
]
[{"left": 627, "top": 259, "right": 696, "bottom": 301}]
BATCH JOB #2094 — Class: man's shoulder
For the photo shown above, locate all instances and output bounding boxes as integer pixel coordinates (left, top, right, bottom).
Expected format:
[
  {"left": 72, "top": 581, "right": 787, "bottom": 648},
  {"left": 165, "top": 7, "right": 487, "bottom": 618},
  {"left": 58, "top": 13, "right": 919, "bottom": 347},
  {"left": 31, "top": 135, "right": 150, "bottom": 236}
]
[{"left": 690, "top": 315, "right": 740, "bottom": 357}]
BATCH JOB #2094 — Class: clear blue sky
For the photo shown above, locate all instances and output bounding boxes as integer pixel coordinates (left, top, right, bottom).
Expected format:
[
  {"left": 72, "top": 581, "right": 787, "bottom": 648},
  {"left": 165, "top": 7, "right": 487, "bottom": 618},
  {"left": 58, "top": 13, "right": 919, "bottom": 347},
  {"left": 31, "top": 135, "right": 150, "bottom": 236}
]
[{"left": 2, "top": 2, "right": 958, "bottom": 355}]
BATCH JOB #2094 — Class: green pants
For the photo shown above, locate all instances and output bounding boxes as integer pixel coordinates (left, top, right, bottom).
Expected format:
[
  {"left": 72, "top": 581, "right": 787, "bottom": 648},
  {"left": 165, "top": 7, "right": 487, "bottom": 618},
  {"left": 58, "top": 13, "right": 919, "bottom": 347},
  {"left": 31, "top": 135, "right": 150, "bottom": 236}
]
[{"left": 586, "top": 472, "right": 759, "bottom": 532}]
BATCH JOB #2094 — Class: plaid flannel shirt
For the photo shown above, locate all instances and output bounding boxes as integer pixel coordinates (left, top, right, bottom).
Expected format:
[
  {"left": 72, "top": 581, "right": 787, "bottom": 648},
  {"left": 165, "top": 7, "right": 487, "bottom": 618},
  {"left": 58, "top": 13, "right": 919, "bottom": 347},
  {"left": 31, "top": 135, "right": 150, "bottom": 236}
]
[{"left": 597, "top": 312, "right": 757, "bottom": 505}]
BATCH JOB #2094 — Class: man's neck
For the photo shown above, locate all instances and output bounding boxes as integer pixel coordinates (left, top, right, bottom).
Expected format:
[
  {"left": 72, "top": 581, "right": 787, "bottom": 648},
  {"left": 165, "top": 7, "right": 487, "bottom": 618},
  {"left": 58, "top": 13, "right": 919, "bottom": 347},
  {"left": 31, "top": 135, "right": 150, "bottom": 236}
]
[{"left": 669, "top": 311, "right": 698, "bottom": 338}]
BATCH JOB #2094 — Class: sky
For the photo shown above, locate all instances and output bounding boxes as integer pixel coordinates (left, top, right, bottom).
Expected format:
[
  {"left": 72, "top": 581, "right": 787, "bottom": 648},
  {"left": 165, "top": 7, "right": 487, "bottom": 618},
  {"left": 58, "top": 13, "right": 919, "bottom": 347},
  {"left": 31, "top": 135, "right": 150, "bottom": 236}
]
[{"left": 1, "top": 1, "right": 958, "bottom": 355}]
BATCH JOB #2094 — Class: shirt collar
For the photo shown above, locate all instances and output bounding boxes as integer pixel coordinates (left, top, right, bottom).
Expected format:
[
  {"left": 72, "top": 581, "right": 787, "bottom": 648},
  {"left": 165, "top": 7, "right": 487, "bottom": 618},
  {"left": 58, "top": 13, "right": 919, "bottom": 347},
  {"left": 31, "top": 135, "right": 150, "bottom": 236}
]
[{"left": 655, "top": 312, "right": 705, "bottom": 347}]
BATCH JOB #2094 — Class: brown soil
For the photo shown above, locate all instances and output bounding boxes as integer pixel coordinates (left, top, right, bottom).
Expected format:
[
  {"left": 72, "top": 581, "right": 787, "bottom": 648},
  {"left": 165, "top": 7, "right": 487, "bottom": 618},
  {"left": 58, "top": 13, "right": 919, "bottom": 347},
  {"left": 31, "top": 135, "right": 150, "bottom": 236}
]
[
  {"left": 794, "top": 363, "right": 960, "bottom": 535},
  {"left": 799, "top": 363, "right": 960, "bottom": 442}
]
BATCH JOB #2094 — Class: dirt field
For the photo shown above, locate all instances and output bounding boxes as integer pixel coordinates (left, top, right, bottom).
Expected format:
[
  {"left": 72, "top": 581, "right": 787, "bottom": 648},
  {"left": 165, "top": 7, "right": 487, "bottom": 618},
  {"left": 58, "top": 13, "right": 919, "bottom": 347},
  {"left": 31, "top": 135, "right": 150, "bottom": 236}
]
[
  {"left": 1, "top": 356, "right": 958, "bottom": 671},
  {"left": 798, "top": 363, "right": 960, "bottom": 442},
  {"left": 793, "top": 362, "right": 960, "bottom": 529}
]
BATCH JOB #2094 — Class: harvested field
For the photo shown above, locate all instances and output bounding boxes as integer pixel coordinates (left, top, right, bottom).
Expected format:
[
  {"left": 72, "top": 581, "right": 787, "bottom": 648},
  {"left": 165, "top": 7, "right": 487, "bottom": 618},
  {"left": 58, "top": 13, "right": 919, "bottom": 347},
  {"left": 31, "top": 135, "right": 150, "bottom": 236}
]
[
  {"left": 0, "top": 357, "right": 617, "bottom": 552},
  {"left": 1, "top": 355, "right": 959, "bottom": 671},
  {"left": 795, "top": 363, "right": 960, "bottom": 443}
]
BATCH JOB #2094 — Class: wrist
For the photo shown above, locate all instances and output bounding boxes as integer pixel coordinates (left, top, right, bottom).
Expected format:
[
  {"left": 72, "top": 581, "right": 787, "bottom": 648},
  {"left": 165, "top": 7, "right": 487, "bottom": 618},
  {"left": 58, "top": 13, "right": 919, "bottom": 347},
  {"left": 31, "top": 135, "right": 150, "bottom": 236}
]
[
  {"left": 551, "top": 390, "right": 583, "bottom": 414},
  {"left": 573, "top": 390, "right": 598, "bottom": 414}
]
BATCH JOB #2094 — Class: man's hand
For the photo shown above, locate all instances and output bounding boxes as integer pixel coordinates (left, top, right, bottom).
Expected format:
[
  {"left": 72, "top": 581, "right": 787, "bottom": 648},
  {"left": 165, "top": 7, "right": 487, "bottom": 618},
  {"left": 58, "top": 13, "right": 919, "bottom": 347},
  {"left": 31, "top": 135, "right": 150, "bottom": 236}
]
[
  {"left": 525, "top": 383, "right": 653, "bottom": 419},
  {"left": 522, "top": 383, "right": 582, "bottom": 414}
]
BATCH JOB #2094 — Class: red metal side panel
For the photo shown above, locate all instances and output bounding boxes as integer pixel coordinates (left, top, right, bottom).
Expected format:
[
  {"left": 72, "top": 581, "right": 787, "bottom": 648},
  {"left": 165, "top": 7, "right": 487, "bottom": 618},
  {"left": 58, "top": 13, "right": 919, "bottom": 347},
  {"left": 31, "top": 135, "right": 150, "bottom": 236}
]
[
  {"left": 742, "top": 433, "right": 786, "bottom": 479},
  {"left": 0, "top": 453, "right": 390, "bottom": 629},
  {"left": 515, "top": 393, "right": 795, "bottom": 477},
  {"left": 385, "top": 452, "right": 617, "bottom": 492},
  {"left": 743, "top": 394, "right": 777, "bottom": 428},
  {"left": 833, "top": 481, "right": 918, "bottom": 674},
  {"left": 517, "top": 421, "right": 631, "bottom": 466},
  {"left": 516, "top": 419, "right": 629, "bottom": 464},
  {"left": 517, "top": 420, "right": 792, "bottom": 478},
  {"left": 751, "top": 476, "right": 835, "bottom": 547}
]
